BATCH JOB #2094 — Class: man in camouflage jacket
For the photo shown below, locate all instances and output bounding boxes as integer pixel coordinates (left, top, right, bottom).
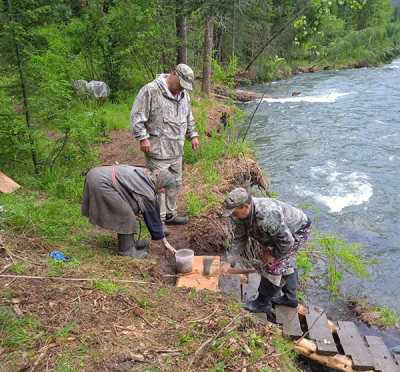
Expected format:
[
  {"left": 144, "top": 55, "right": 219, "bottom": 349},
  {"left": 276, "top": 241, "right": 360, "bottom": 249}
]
[
  {"left": 131, "top": 64, "right": 199, "bottom": 229},
  {"left": 222, "top": 188, "right": 312, "bottom": 317}
]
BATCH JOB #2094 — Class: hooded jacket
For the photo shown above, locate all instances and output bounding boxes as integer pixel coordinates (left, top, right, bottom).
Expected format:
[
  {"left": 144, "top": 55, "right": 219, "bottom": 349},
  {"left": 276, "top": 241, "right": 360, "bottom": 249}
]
[
  {"left": 130, "top": 74, "right": 198, "bottom": 160},
  {"left": 230, "top": 197, "right": 308, "bottom": 259}
]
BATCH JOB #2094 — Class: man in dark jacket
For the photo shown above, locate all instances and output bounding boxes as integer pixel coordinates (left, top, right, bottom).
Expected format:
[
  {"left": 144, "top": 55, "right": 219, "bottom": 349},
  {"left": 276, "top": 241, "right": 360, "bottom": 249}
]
[
  {"left": 82, "top": 165, "right": 177, "bottom": 258},
  {"left": 221, "top": 188, "right": 312, "bottom": 317}
]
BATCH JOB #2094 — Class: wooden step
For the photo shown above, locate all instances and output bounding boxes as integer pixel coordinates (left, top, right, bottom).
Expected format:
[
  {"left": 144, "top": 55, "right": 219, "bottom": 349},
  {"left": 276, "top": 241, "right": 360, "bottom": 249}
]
[
  {"left": 176, "top": 255, "right": 220, "bottom": 291},
  {"left": 336, "top": 321, "right": 374, "bottom": 370},
  {"left": 305, "top": 306, "right": 337, "bottom": 355},
  {"left": 275, "top": 305, "right": 303, "bottom": 338},
  {"left": 365, "top": 336, "right": 400, "bottom": 372}
]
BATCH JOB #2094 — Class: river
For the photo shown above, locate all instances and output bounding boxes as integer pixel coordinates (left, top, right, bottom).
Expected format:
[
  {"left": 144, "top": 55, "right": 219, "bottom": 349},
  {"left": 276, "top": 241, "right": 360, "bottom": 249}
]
[{"left": 241, "top": 59, "right": 400, "bottom": 313}]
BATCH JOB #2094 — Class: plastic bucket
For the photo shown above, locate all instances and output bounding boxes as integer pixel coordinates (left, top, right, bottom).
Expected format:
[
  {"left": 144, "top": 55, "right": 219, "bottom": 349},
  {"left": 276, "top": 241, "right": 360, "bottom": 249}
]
[{"left": 175, "top": 249, "right": 194, "bottom": 273}]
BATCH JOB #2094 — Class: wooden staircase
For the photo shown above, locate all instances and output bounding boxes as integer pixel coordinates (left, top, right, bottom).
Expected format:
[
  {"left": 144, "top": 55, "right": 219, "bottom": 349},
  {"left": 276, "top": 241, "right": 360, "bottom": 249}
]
[{"left": 276, "top": 304, "right": 400, "bottom": 372}]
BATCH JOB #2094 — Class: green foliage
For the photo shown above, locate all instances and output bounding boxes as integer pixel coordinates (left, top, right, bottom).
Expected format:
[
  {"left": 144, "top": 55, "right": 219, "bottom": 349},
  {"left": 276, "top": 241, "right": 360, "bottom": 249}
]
[
  {"left": 0, "top": 191, "right": 90, "bottom": 244},
  {"left": 55, "top": 322, "right": 76, "bottom": 339},
  {"left": 0, "top": 307, "right": 41, "bottom": 348},
  {"left": 185, "top": 191, "right": 206, "bottom": 217},
  {"left": 374, "top": 305, "right": 399, "bottom": 327},
  {"left": 92, "top": 280, "right": 120, "bottom": 295},
  {"left": 210, "top": 361, "right": 226, "bottom": 372},
  {"left": 199, "top": 159, "right": 220, "bottom": 185},
  {"left": 212, "top": 56, "right": 238, "bottom": 88},
  {"left": 54, "top": 344, "right": 89, "bottom": 372},
  {"left": 272, "top": 334, "right": 298, "bottom": 370},
  {"left": 9, "top": 262, "right": 27, "bottom": 275},
  {"left": 302, "top": 231, "right": 372, "bottom": 298}
]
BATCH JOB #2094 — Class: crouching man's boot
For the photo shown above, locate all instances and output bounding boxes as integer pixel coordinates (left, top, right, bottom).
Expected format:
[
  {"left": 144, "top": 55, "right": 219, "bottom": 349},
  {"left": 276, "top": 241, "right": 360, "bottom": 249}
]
[
  {"left": 244, "top": 293, "right": 272, "bottom": 313},
  {"left": 117, "top": 233, "right": 148, "bottom": 258},
  {"left": 244, "top": 276, "right": 280, "bottom": 322},
  {"left": 272, "top": 270, "right": 298, "bottom": 308}
]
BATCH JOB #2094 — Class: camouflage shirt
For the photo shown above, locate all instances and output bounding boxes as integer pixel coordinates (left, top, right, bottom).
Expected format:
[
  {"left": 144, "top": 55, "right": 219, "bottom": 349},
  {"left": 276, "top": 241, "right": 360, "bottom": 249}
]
[
  {"left": 229, "top": 197, "right": 308, "bottom": 261},
  {"left": 130, "top": 74, "right": 198, "bottom": 160}
]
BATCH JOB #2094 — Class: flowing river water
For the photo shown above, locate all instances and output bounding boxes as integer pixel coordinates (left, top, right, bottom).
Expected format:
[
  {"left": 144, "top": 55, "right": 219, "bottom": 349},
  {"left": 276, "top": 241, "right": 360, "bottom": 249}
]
[{"left": 240, "top": 59, "right": 400, "bottom": 316}]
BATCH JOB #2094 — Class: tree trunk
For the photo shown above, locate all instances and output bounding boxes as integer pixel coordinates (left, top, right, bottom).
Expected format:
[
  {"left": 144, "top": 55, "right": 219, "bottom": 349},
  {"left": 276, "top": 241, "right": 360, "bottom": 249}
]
[
  {"left": 176, "top": 2, "right": 188, "bottom": 65},
  {"left": 202, "top": 16, "right": 214, "bottom": 96},
  {"left": 7, "top": 0, "right": 39, "bottom": 174},
  {"left": 232, "top": 0, "right": 237, "bottom": 56}
]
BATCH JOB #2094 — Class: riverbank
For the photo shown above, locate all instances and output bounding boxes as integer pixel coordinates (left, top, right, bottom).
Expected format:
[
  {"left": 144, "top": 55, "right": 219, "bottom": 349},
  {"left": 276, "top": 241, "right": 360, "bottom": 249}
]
[
  {"left": 1, "top": 82, "right": 398, "bottom": 370},
  {"left": 0, "top": 94, "right": 303, "bottom": 371}
]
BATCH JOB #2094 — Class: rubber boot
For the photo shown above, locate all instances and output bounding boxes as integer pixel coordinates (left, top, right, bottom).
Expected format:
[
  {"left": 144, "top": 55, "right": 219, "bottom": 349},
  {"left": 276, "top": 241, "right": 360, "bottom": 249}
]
[
  {"left": 245, "top": 276, "right": 280, "bottom": 321},
  {"left": 272, "top": 270, "right": 298, "bottom": 308},
  {"left": 165, "top": 214, "right": 189, "bottom": 225},
  {"left": 117, "top": 233, "right": 148, "bottom": 258},
  {"left": 134, "top": 235, "right": 150, "bottom": 250}
]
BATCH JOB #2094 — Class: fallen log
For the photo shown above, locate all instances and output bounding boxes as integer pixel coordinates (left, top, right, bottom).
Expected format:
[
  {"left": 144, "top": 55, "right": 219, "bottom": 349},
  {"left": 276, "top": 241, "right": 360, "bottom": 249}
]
[{"left": 295, "top": 338, "right": 354, "bottom": 372}]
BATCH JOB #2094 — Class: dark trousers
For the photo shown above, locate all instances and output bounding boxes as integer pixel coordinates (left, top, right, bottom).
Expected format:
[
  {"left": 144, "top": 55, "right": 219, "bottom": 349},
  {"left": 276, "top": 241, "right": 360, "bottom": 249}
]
[{"left": 258, "top": 269, "right": 298, "bottom": 303}]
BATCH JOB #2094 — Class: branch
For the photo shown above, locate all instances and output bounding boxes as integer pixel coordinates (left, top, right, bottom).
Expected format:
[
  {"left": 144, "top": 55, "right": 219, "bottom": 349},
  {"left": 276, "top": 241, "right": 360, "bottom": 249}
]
[
  {"left": 0, "top": 274, "right": 157, "bottom": 285},
  {"left": 188, "top": 314, "right": 240, "bottom": 368}
]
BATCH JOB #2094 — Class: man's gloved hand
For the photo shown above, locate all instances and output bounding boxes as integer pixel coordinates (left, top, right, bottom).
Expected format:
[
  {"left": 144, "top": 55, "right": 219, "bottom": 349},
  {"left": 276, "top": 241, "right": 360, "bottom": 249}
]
[{"left": 140, "top": 139, "right": 151, "bottom": 153}]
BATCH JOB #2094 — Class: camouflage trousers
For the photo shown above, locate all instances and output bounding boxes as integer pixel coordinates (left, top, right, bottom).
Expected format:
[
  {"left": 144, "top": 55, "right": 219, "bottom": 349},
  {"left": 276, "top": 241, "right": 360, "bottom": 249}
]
[
  {"left": 240, "top": 220, "right": 312, "bottom": 287},
  {"left": 145, "top": 155, "right": 182, "bottom": 221}
]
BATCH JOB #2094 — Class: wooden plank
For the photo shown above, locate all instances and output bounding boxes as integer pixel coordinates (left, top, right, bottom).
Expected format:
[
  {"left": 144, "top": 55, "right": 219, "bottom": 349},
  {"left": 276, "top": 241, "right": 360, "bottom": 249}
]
[
  {"left": 0, "top": 171, "right": 20, "bottom": 194},
  {"left": 336, "top": 321, "right": 374, "bottom": 370},
  {"left": 305, "top": 306, "right": 337, "bottom": 355},
  {"left": 275, "top": 305, "right": 303, "bottom": 338},
  {"left": 365, "top": 336, "right": 400, "bottom": 372},
  {"left": 176, "top": 256, "right": 220, "bottom": 291}
]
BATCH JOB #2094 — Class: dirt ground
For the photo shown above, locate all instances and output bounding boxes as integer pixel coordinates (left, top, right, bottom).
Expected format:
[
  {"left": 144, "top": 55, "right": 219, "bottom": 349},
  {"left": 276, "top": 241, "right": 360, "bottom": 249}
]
[{"left": 97, "top": 125, "right": 269, "bottom": 283}]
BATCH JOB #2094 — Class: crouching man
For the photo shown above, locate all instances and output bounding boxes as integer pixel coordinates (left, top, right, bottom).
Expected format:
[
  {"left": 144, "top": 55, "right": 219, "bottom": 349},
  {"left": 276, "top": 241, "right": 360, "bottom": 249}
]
[
  {"left": 82, "top": 165, "right": 177, "bottom": 258},
  {"left": 221, "top": 188, "right": 311, "bottom": 319}
]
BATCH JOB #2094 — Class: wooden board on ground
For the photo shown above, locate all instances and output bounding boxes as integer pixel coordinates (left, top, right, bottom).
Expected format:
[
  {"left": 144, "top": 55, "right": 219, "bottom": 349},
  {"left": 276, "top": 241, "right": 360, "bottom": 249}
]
[
  {"left": 275, "top": 305, "right": 303, "bottom": 338},
  {"left": 0, "top": 171, "right": 20, "bottom": 194},
  {"left": 305, "top": 306, "right": 337, "bottom": 355},
  {"left": 365, "top": 336, "right": 400, "bottom": 372},
  {"left": 336, "top": 321, "right": 374, "bottom": 370},
  {"left": 176, "top": 256, "right": 220, "bottom": 291}
]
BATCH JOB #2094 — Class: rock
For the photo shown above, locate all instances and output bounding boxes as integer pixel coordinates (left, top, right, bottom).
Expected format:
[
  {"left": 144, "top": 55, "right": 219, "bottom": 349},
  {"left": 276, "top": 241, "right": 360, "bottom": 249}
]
[{"left": 354, "top": 60, "right": 369, "bottom": 68}]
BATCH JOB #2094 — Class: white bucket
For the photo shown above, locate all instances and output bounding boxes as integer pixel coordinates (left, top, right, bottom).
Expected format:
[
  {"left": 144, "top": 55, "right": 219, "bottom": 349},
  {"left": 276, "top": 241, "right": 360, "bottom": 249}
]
[{"left": 175, "top": 249, "right": 194, "bottom": 273}]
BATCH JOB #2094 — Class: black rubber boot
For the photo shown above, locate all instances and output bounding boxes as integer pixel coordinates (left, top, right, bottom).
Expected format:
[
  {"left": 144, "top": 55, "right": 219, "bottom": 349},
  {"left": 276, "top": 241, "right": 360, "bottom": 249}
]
[
  {"left": 245, "top": 276, "right": 280, "bottom": 321},
  {"left": 165, "top": 214, "right": 189, "bottom": 225},
  {"left": 272, "top": 270, "right": 298, "bottom": 308},
  {"left": 117, "top": 234, "right": 148, "bottom": 258},
  {"left": 135, "top": 239, "right": 150, "bottom": 250}
]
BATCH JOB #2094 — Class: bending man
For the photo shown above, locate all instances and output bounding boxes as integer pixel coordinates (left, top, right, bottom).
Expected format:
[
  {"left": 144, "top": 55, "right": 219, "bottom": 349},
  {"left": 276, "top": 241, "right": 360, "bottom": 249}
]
[
  {"left": 82, "top": 165, "right": 177, "bottom": 258},
  {"left": 221, "top": 188, "right": 311, "bottom": 318},
  {"left": 130, "top": 64, "right": 199, "bottom": 231}
]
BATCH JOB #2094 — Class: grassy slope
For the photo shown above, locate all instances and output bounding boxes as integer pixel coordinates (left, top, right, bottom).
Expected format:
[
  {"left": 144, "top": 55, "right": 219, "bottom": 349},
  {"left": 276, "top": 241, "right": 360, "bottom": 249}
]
[{"left": 0, "top": 95, "right": 299, "bottom": 371}]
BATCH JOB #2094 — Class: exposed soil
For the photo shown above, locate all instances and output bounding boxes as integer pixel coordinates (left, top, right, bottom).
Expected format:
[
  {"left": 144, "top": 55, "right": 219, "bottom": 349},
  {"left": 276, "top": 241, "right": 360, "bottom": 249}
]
[{"left": 97, "top": 114, "right": 267, "bottom": 283}]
